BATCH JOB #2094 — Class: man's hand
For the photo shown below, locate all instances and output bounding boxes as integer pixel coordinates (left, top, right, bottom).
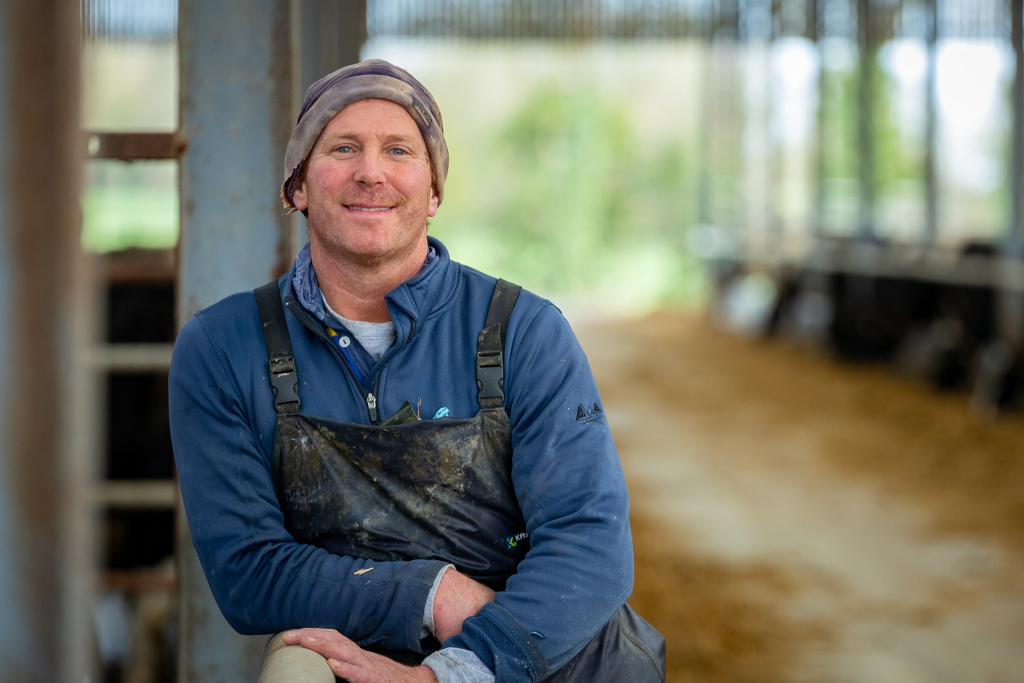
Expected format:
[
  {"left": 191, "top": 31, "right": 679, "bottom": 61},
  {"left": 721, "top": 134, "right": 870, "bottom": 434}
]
[
  {"left": 283, "top": 629, "right": 437, "bottom": 683},
  {"left": 432, "top": 569, "right": 496, "bottom": 643}
]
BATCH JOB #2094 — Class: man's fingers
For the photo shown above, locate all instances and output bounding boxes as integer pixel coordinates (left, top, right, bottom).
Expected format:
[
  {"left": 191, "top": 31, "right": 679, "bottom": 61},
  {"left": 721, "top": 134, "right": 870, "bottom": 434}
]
[
  {"left": 283, "top": 628, "right": 365, "bottom": 664},
  {"left": 328, "top": 658, "right": 373, "bottom": 683},
  {"left": 300, "top": 635, "right": 364, "bottom": 664},
  {"left": 283, "top": 627, "right": 351, "bottom": 645},
  {"left": 280, "top": 629, "right": 433, "bottom": 682}
]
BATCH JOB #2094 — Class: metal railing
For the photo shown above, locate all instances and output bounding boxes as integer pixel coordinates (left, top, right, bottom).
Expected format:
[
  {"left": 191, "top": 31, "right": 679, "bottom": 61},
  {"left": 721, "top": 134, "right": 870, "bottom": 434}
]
[
  {"left": 81, "top": 0, "right": 178, "bottom": 41},
  {"left": 365, "top": 0, "right": 1008, "bottom": 41}
]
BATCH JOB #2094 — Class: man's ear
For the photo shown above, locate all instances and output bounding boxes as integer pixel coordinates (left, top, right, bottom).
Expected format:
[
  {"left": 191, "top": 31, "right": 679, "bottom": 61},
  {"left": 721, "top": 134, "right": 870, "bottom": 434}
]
[
  {"left": 292, "top": 182, "right": 309, "bottom": 213},
  {"left": 427, "top": 187, "right": 439, "bottom": 218}
]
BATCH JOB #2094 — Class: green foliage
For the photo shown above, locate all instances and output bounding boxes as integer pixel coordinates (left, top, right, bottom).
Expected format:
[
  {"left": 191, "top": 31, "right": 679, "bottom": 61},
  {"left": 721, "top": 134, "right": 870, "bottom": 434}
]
[
  {"left": 820, "top": 66, "right": 859, "bottom": 182},
  {"left": 430, "top": 81, "right": 707, "bottom": 310},
  {"left": 81, "top": 160, "right": 178, "bottom": 252},
  {"left": 873, "top": 49, "right": 929, "bottom": 189}
]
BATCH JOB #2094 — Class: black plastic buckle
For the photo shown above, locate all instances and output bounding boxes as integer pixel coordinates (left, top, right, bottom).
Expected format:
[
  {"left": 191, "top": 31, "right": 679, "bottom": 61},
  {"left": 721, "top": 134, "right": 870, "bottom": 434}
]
[
  {"left": 477, "top": 351, "right": 504, "bottom": 408},
  {"left": 268, "top": 356, "right": 300, "bottom": 413}
]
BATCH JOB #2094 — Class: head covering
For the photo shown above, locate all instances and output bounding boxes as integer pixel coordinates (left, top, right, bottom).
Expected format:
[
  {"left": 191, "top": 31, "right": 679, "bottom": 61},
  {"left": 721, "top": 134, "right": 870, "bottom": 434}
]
[{"left": 282, "top": 59, "right": 449, "bottom": 209}]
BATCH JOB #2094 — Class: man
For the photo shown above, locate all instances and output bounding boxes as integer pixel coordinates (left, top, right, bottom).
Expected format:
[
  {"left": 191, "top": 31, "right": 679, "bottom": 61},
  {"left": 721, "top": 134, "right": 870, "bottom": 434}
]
[{"left": 169, "top": 60, "right": 664, "bottom": 683}]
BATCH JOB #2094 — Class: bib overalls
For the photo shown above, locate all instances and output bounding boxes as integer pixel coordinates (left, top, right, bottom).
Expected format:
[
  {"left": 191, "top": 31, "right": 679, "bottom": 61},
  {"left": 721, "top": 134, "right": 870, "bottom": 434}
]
[{"left": 254, "top": 279, "right": 665, "bottom": 682}]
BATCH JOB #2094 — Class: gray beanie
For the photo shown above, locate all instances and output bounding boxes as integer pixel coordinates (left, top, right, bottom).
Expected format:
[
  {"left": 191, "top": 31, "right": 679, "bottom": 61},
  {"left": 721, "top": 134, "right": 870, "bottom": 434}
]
[{"left": 282, "top": 59, "right": 449, "bottom": 209}]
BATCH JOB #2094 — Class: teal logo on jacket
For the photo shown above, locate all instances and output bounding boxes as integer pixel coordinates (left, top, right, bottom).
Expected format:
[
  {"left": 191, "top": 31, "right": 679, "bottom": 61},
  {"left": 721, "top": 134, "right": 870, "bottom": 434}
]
[{"left": 505, "top": 532, "right": 528, "bottom": 550}]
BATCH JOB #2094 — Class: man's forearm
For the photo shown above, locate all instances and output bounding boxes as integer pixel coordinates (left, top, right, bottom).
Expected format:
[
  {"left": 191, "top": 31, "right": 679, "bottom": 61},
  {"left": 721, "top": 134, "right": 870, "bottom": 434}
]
[
  {"left": 421, "top": 564, "right": 452, "bottom": 639},
  {"left": 430, "top": 568, "right": 495, "bottom": 643},
  {"left": 422, "top": 568, "right": 498, "bottom": 683}
]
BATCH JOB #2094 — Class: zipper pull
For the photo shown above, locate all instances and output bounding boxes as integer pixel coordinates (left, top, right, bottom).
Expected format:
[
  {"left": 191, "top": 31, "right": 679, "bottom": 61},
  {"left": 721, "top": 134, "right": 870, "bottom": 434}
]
[{"left": 366, "top": 392, "right": 379, "bottom": 424}]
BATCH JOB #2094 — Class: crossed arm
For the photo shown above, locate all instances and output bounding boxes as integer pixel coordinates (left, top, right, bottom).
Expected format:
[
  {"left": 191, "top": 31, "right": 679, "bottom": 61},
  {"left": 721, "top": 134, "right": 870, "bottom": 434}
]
[
  {"left": 282, "top": 568, "right": 495, "bottom": 683},
  {"left": 171, "top": 302, "right": 633, "bottom": 682}
]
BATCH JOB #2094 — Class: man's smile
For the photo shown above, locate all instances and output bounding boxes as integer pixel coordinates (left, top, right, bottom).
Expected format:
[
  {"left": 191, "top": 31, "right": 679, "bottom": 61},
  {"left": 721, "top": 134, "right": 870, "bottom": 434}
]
[{"left": 345, "top": 204, "right": 396, "bottom": 213}]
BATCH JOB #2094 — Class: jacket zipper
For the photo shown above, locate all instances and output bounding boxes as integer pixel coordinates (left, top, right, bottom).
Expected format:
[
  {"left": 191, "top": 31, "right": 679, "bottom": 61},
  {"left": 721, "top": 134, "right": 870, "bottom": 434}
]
[
  {"left": 366, "top": 373, "right": 381, "bottom": 424},
  {"left": 284, "top": 297, "right": 382, "bottom": 425}
]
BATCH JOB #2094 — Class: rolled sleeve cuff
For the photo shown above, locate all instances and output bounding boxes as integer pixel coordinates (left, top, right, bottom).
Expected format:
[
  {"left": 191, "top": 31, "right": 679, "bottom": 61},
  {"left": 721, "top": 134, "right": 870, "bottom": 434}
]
[
  {"left": 423, "top": 647, "right": 495, "bottom": 683},
  {"left": 421, "top": 564, "right": 454, "bottom": 639},
  {"left": 390, "top": 559, "right": 451, "bottom": 653},
  {"left": 444, "top": 602, "right": 548, "bottom": 683}
]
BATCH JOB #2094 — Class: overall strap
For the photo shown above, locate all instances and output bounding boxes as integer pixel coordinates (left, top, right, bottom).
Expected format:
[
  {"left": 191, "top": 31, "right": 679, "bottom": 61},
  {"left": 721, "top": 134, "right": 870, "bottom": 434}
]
[
  {"left": 477, "top": 279, "right": 522, "bottom": 410},
  {"left": 254, "top": 281, "right": 301, "bottom": 414}
]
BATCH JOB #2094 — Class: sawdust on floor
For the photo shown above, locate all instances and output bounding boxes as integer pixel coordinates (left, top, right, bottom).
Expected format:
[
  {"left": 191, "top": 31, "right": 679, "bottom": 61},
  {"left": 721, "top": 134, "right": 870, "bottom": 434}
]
[
  {"left": 582, "top": 312, "right": 1024, "bottom": 682},
  {"left": 628, "top": 516, "right": 832, "bottom": 683}
]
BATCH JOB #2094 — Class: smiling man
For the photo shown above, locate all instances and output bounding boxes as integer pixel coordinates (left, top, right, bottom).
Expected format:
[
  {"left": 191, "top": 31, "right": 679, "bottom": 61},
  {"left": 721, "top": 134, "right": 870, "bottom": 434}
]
[{"left": 169, "top": 60, "right": 665, "bottom": 683}]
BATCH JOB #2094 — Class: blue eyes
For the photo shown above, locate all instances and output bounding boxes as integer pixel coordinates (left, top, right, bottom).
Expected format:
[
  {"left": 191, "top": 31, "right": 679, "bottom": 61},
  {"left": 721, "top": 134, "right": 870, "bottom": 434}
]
[{"left": 334, "top": 147, "right": 407, "bottom": 156}]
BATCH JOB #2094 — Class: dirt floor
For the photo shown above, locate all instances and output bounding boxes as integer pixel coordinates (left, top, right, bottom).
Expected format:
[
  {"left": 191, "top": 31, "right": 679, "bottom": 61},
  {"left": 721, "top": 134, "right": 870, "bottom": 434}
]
[{"left": 576, "top": 313, "right": 1024, "bottom": 683}]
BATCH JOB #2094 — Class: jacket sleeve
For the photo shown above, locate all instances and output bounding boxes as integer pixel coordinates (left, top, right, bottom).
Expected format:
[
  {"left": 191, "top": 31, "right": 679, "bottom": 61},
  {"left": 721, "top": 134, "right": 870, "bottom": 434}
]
[
  {"left": 446, "top": 303, "right": 634, "bottom": 680},
  {"left": 169, "top": 312, "right": 447, "bottom": 649}
]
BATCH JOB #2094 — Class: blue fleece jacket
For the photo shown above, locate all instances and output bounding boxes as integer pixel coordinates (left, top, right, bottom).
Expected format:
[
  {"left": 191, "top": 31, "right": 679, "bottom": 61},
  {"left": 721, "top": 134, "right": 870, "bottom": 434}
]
[{"left": 168, "top": 237, "right": 634, "bottom": 681}]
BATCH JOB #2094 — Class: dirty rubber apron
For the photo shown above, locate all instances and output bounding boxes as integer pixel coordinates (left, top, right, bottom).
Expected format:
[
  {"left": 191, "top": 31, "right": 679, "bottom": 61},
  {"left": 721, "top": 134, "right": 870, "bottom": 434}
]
[{"left": 254, "top": 279, "right": 666, "bottom": 683}]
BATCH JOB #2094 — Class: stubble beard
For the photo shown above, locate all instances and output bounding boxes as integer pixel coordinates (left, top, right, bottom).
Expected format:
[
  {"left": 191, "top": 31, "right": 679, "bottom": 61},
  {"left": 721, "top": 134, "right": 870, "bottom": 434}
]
[{"left": 306, "top": 187, "right": 425, "bottom": 270}]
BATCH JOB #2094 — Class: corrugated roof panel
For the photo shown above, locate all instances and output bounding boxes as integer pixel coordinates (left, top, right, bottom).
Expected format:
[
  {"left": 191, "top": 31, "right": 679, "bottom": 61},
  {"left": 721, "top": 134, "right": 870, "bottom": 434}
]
[{"left": 82, "top": 0, "right": 178, "bottom": 41}]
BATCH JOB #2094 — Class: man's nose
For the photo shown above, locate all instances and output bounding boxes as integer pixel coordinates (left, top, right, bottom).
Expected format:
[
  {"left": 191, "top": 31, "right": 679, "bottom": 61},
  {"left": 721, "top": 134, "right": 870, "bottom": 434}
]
[{"left": 353, "top": 149, "right": 386, "bottom": 186}]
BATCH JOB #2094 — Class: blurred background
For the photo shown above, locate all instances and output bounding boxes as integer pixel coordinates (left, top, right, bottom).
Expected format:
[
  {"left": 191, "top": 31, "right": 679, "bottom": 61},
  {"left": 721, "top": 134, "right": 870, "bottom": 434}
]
[{"left": 2, "top": 0, "right": 1024, "bottom": 681}]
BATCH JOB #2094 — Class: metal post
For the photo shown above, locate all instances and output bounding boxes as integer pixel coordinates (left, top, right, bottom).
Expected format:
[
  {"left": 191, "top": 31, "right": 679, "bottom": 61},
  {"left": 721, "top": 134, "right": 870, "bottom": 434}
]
[
  {"left": 294, "top": 0, "right": 367, "bottom": 97},
  {"left": 1009, "top": 0, "right": 1024, "bottom": 262},
  {"left": 695, "top": 13, "right": 713, "bottom": 229},
  {"left": 856, "top": 0, "right": 876, "bottom": 240},
  {"left": 811, "top": 0, "right": 826, "bottom": 238},
  {"left": 923, "top": 0, "right": 938, "bottom": 245},
  {"left": 0, "top": 0, "right": 94, "bottom": 681},
  {"left": 177, "top": 2, "right": 295, "bottom": 680},
  {"left": 764, "top": 5, "right": 782, "bottom": 260},
  {"left": 290, "top": 0, "right": 367, "bottom": 259},
  {"left": 998, "top": 0, "right": 1024, "bottom": 345}
]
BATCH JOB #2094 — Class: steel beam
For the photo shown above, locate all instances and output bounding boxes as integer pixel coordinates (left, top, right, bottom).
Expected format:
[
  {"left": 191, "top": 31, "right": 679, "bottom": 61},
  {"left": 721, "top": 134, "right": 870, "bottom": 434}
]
[
  {"left": 811, "top": 0, "right": 826, "bottom": 237},
  {"left": 1009, "top": 0, "right": 1024, "bottom": 262},
  {"left": 88, "top": 343, "right": 175, "bottom": 371},
  {"left": 294, "top": 0, "right": 367, "bottom": 98},
  {"left": 290, "top": 0, "right": 367, "bottom": 258},
  {"left": 177, "top": 1, "right": 295, "bottom": 680},
  {"left": 856, "top": 0, "right": 876, "bottom": 240},
  {"left": 923, "top": 0, "right": 938, "bottom": 245},
  {"left": 0, "top": 0, "right": 95, "bottom": 682},
  {"left": 695, "top": 42, "right": 712, "bottom": 228},
  {"left": 93, "top": 480, "right": 177, "bottom": 509},
  {"left": 715, "top": 241, "right": 1024, "bottom": 291},
  {"left": 999, "top": 0, "right": 1024, "bottom": 345},
  {"left": 86, "top": 132, "right": 184, "bottom": 161}
]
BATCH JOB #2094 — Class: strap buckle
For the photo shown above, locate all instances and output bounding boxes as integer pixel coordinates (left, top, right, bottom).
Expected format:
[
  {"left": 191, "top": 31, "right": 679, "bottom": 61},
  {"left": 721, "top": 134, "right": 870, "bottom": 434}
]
[
  {"left": 476, "top": 361, "right": 504, "bottom": 409},
  {"left": 477, "top": 323, "right": 505, "bottom": 410},
  {"left": 476, "top": 280, "right": 521, "bottom": 411},
  {"left": 268, "top": 355, "right": 300, "bottom": 413}
]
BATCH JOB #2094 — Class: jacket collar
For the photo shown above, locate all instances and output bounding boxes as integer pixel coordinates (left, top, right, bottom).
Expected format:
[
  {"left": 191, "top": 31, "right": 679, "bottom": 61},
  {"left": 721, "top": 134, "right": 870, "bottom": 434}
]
[{"left": 289, "top": 236, "right": 453, "bottom": 347}]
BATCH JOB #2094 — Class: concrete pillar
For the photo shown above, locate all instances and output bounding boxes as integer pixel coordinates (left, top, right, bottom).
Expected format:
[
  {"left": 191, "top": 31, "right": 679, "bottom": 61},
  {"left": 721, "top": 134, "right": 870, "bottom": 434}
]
[
  {"left": 856, "top": 0, "right": 876, "bottom": 241},
  {"left": 293, "top": 0, "right": 367, "bottom": 98},
  {"left": 176, "top": 1, "right": 368, "bottom": 679},
  {"left": 811, "top": 0, "right": 826, "bottom": 238},
  {"left": 176, "top": 2, "right": 295, "bottom": 680},
  {"left": 923, "top": 0, "right": 939, "bottom": 246},
  {"left": 0, "top": 0, "right": 95, "bottom": 681},
  {"left": 290, "top": 0, "right": 367, "bottom": 256},
  {"left": 1008, "top": 0, "right": 1024, "bottom": 262},
  {"left": 998, "top": 0, "right": 1024, "bottom": 346}
]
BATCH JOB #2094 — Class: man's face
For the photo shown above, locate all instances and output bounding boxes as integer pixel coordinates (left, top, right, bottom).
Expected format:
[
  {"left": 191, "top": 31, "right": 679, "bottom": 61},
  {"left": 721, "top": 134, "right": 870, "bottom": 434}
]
[{"left": 292, "top": 98, "right": 438, "bottom": 265}]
